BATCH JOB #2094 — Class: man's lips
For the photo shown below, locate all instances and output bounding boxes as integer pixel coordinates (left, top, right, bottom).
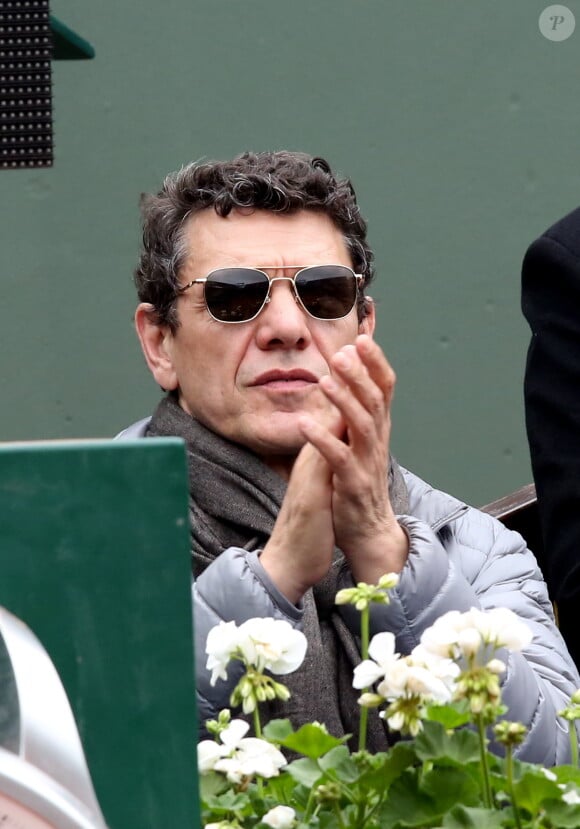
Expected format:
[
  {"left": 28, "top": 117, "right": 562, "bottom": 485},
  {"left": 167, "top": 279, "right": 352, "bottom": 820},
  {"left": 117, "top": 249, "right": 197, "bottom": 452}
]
[{"left": 250, "top": 369, "right": 320, "bottom": 390}]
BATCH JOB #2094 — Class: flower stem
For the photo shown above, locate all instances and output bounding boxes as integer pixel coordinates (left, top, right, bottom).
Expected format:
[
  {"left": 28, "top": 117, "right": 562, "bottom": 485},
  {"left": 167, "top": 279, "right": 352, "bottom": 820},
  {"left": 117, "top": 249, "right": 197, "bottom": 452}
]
[
  {"left": 358, "top": 606, "right": 370, "bottom": 752},
  {"left": 332, "top": 800, "right": 346, "bottom": 829},
  {"left": 476, "top": 714, "right": 493, "bottom": 809},
  {"left": 505, "top": 745, "right": 522, "bottom": 829},
  {"left": 251, "top": 709, "right": 264, "bottom": 800},
  {"left": 253, "top": 703, "right": 262, "bottom": 739},
  {"left": 570, "top": 720, "right": 579, "bottom": 767}
]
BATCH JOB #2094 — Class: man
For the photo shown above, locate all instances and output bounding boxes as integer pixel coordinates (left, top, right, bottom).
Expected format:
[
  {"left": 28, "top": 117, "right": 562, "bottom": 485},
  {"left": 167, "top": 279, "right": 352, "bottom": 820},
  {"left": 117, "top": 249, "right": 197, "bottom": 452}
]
[
  {"left": 123, "top": 151, "right": 577, "bottom": 763},
  {"left": 522, "top": 206, "right": 580, "bottom": 669}
]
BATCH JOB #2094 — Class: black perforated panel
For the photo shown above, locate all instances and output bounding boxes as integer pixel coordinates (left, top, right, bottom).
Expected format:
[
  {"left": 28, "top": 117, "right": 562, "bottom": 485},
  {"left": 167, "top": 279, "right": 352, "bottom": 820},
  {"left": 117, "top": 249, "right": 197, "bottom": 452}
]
[{"left": 0, "top": 0, "right": 52, "bottom": 169}]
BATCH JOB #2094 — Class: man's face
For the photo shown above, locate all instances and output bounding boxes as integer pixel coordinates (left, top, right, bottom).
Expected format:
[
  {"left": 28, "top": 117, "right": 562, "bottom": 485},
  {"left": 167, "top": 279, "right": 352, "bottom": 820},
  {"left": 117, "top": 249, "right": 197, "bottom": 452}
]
[{"left": 136, "top": 208, "right": 375, "bottom": 465}]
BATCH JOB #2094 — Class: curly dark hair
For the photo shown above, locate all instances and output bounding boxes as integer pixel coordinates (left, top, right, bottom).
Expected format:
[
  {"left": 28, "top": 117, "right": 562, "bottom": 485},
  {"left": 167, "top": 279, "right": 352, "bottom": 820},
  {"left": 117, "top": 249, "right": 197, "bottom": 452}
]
[{"left": 134, "top": 151, "right": 374, "bottom": 330}]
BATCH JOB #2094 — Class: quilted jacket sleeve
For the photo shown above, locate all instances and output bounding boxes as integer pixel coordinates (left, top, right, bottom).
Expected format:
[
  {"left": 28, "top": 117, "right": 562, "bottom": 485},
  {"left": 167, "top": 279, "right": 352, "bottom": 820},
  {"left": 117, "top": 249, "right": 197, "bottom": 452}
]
[{"left": 194, "top": 549, "right": 304, "bottom": 728}]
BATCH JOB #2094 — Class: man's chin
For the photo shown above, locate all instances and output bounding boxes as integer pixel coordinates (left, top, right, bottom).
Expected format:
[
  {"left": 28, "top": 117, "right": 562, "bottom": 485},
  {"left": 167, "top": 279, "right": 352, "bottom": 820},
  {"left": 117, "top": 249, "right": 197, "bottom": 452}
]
[
  {"left": 257, "top": 432, "right": 307, "bottom": 457},
  {"left": 246, "top": 418, "right": 308, "bottom": 458}
]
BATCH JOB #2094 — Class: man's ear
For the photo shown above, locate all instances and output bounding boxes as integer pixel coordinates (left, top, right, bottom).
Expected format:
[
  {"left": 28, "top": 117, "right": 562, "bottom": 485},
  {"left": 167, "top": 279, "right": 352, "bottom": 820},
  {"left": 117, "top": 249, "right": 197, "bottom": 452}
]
[
  {"left": 358, "top": 296, "right": 376, "bottom": 337},
  {"left": 134, "top": 303, "right": 179, "bottom": 391}
]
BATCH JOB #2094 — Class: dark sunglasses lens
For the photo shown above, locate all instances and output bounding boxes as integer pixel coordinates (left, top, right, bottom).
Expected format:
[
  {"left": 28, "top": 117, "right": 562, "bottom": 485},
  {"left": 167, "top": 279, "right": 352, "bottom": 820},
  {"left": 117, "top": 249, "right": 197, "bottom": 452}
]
[
  {"left": 205, "top": 269, "right": 269, "bottom": 322},
  {"left": 296, "top": 266, "right": 358, "bottom": 319}
]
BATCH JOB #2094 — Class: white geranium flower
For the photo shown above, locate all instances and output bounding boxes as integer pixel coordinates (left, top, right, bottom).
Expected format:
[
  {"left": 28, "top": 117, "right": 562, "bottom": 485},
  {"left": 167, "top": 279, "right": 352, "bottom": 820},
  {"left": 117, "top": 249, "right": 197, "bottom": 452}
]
[
  {"left": 419, "top": 611, "right": 463, "bottom": 658},
  {"left": 404, "top": 664, "right": 453, "bottom": 702},
  {"left": 202, "top": 717, "right": 287, "bottom": 784},
  {"left": 410, "top": 644, "right": 460, "bottom": 693},
  {"left": 421, "top": 607, "right": 533, "bottom": 665},
  {"left": 384, "top": 709, "right": 405, "bottom": 731},
  {"left": 197, "top": 739, "right": 225, "bottom": 773},
  {"left": 205, "top": 620, "right": 241, "bottom": 685},
  {"left": 377, "top": 658, "right": 452, "bottom": 704},
  {"left": 562, "top": 788, "right": 580, "bottom": 805},
  {"left": 353, "top": 632, "right": 399, "bottom": 689},
  {"left": 219, "top": 719, "right": 251, "bottom": 749},
  {"left": 214, "top": 737, "right": 287, "bottom": 783},
  {"left": 236, "top": 618, "right": 307, "bottom": 674},
  {"left": 377, "top": 658, "right": 412, "bottom": 698},
  {"left": 262, "top": 805, "right": 297, "bottom": 828},
  {"left": 480, "top": 607, "right": 533, "bottom": 651},
  {"left": 457, "top": 626, "right": 484, "bottom": 658}
]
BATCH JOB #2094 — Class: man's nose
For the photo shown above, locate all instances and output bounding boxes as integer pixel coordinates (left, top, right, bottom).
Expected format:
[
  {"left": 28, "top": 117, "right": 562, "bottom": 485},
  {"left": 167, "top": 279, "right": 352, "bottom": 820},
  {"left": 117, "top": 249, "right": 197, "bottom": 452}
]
[{"left": 254, "top": 279, "right": 311, "bottom": 350}]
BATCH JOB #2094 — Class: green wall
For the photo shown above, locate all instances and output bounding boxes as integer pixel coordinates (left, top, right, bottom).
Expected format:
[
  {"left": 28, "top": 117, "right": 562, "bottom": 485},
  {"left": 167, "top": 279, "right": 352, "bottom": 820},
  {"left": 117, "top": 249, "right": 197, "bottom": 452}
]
[{"left": 1, "top": 0, "right": 579, "bottom": 506}]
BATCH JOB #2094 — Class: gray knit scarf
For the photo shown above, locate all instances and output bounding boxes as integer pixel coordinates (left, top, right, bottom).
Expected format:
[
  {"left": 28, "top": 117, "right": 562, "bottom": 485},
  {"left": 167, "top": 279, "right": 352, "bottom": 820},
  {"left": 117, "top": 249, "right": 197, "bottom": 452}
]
[{"left": 148, "top": 396, "right": 409, "bottom": 752}]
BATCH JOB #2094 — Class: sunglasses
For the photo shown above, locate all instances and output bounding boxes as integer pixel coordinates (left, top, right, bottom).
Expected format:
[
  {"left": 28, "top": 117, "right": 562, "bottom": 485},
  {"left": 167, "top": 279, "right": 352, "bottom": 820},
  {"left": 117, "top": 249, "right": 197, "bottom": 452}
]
[{"left": 177, "top": 264, "right": 364, "bottom": 324}]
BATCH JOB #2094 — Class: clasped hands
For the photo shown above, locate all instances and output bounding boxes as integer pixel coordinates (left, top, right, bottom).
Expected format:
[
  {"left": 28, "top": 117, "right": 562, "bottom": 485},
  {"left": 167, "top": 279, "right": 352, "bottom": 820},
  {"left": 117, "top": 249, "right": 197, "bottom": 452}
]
[{"left": 260, "top": 334, "right": 409, "bottom": 604}]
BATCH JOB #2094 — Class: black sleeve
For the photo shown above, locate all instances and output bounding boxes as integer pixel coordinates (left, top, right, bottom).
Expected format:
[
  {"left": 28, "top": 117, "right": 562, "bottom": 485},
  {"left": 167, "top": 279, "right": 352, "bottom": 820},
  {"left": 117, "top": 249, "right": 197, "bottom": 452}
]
[{"left": 522, "top": 206, "right": 580, "bottom": 668}]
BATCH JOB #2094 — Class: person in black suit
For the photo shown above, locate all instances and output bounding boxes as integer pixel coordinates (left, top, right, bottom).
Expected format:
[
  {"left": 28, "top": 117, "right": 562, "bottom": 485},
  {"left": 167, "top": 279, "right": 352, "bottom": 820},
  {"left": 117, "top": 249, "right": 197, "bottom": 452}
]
[{"left": 522, "top": 206, "right": 580, "bottom": 668}]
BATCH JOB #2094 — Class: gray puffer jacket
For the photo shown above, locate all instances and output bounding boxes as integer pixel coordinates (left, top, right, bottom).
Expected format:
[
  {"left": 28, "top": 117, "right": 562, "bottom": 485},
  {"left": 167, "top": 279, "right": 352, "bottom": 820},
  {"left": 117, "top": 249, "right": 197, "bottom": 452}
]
[
  {"left": 194, "top": 467, "right": 580, "bottom": 766},
  {"left": 116, "top": 420, "right": 579, "bottom": 765}
]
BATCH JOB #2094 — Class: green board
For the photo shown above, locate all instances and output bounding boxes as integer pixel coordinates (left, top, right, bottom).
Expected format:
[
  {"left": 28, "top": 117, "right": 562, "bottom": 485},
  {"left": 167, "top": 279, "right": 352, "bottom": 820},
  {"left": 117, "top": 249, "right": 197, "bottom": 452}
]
[{"left": 0, "top": 438, "right": 199, "bottom": 828}]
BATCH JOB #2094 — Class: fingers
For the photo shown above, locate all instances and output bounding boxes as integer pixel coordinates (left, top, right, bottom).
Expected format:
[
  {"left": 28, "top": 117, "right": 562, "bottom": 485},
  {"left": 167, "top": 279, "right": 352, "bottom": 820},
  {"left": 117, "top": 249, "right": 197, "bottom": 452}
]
[
  {"left": 355, "top": 334, "right": 396, "bottom": 404},
  {"left": 318, "top": 372, "right": 379, "bottom": 455},
  {"left": 299, "top": 337, "right": 394, "bottom": 468},
  {"left": 260, "top": 440, "right": 335, "bottom": 603},
  {"left": 298, "top": 414, "right": 351, "bottom": 471},
  {"left": 316, "top": 335, "right": 395, "bottom": 451}
]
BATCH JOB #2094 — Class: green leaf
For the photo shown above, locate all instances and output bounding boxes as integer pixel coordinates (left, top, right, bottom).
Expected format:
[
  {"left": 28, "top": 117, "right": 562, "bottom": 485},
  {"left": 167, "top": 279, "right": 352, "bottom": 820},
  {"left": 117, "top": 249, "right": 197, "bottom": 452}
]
[
  {"left": 550, "top": 765, "right": 580, "bottom": 786},
  {"left": 441, "top": 805, "right": 507, "bottom": 828},
  {"left": 421, "top": 767, "right": 481, "bottom": 811},
  {"left": 199, "top": 770, "right": 230, "bottom": 799},
  {"left": 356, "top": 743, "right": 417, "bottom": 795},
  {"left": 287, "top": 756, "right": 325, "bottom": 788},
  {"left": 376, "top": 770, "right": 440, "bottom": 827},
  {"left": 262, "top": 770, "right": 297, "bottom": 803},
  {"left": 512, "top": 770, "right": 562, "bottom": 814},
  {"left": 262, "top": 718, "right": 294, "bottom": 742},
  {"left": 542, "top": 798, "right": 580, "bottom": 828},
  {"left": 203, "top": 788, "right": 251, "bottom": 813},
  {"left": 316, "top": 813, "right": 343, "bottom": 829},
  {"left": 377, "top": 764, "right": 483, "bottom": 828},
  {"left": 426, "top": 702, "right": 472, "bottom": 729},
  {"left": 319, "top": 746, "right": 360, "bottom": 783},
  {"left": 414, "top": 720, "right": 481, "bottom": 764},
  {"left": 276, "top": 723, "right": 346, "bottom": 759}
]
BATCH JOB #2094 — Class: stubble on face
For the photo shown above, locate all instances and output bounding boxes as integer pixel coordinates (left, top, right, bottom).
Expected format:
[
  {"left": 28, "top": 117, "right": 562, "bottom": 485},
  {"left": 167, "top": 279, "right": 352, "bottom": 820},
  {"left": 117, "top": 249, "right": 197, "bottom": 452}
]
[{"left": 166, "top": 209, "right": 368, "bottom": 473}]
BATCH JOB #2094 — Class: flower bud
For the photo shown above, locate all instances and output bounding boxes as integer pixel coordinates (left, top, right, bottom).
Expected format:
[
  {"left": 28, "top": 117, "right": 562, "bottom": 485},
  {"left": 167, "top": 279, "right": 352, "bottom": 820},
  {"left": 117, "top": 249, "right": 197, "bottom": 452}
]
[
  {"left": 242, "top": 695, "right": 256, "bottom": 714},
  {"left": 378, "top": 573, "right": 399, "bottom": 590},
  {"left": 335, "top": 588, "right": 357, "bottom": 605},
  {"left": 274, "top": 682, "right": 291, "bottom": 701},
  {"left": 358, "top": 692, "right": 383, "bottom": 708},
  {"left": 205, "top": 719, "right": 220, "bottom": 736},
  {"left": 493, "top": 720, "right": 526, "bottom": 747},
  {"left": 314, "top": 782, "right": 341, "bottom": 803},
  {"left": 469, "top": 693, "right": 485, "bottom": 713},
  {"left": 264, "top": 684, "right": 276, "bottom": 701}
]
